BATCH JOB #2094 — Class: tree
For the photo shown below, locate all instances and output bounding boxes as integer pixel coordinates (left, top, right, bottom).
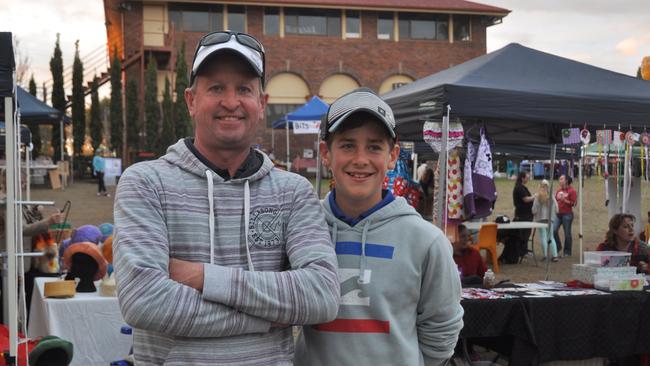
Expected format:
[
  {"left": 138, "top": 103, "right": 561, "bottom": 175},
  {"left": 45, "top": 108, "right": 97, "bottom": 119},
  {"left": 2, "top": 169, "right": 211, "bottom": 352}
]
[
  {"left": 27, "top": 75, "right": 42, "bottom": 156},
  {"left": 89, "top": 77, "right": 102, "bottom": 150},
  {"left": 13, "top": 36, "right": 30, "bottom": 86},
  {"left": 71, "top": 40, "right": 86, "bottom": 157},
  {"left": 49, "top": 33, "right": 65, "bottom": 162},
  {"left": 173, "top": 41, "right": 192, "bottom": 140},
  {"left": 41, "top": 82, "right": 47, "bottom": 103},
  {"left": 109, "top": 48, "right": 123, "bottom": 154},
  {"left": 144, "top": 56, "right": 160, "bottom": 152},
  {"left": 160, "top": 76, "right": 174, "bottom": 155},
  {"left": 637, "top": 67, "right": 642, "bottom": 79},
  {"left": 125, "top": 79, "right": 140, "bottom": 154}
]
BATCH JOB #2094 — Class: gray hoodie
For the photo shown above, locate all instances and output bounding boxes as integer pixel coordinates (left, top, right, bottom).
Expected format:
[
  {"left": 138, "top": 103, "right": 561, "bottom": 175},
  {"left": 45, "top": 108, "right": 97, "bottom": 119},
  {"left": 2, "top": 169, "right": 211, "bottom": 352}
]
[
  {"left": 113, "top": 139, "right": 340, "bottom": 365},
  {"left": 295, "top": 193, "right": 463, "bottom": 365}
]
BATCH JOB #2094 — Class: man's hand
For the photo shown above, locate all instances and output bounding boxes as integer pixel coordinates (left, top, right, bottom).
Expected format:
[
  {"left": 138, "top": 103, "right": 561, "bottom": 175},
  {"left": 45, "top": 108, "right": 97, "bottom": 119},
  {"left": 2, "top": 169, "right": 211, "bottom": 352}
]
[{"left": 169, "top": 258, "right": 204, "bottom": 292}]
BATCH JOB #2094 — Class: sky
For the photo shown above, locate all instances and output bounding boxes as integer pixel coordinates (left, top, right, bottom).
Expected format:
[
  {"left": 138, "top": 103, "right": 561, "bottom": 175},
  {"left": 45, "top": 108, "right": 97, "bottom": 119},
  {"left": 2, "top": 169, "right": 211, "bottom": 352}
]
[{"left": 1, "top": 0, "right": 649, "bottom": 96}]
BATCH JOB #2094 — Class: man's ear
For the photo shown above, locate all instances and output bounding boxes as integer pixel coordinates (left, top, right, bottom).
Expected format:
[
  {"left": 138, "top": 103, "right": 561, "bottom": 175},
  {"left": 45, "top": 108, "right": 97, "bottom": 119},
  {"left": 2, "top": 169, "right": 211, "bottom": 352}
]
[
  {"left": 184, "top": 88, "right": 195, "bottom": 117},
  {"left": 319, "top": 141, "right": 331, "bottom": 168},
  {"left": 388, "top": 143, "right": 400, "bottom": 170}
]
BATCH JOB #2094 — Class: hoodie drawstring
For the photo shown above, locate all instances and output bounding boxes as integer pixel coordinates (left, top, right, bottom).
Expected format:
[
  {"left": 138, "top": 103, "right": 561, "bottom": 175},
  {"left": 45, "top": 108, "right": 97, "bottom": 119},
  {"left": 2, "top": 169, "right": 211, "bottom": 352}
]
[
  {"left": 205, "top": 171, "right": 254, "bottom": 271},
  {"left": 206, "top": 171, "right": 215, "bottom": 265},
  {"left": 244, "top": 180, "right": 255, "bottom": 271},
  {"left": 358, "top": 221, "right": 370, "bottom": 285}
]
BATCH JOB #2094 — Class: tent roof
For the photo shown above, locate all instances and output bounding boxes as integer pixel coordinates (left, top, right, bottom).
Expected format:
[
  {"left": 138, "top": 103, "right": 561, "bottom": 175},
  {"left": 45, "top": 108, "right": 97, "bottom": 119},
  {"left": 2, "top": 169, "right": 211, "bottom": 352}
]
[
  {"left": 17, "top": 86, "right": 69, "bottom": 124},
  {"left": 272, "top": 96, "right": 328, "bottom": 129},
  {"left": 383, "top": 43, "right": 650, "bottom": 144}
]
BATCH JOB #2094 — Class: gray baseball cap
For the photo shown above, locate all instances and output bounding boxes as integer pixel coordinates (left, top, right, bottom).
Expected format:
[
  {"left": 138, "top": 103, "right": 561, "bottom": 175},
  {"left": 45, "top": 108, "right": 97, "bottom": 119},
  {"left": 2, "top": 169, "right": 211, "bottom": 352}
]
[{"left": 321, "top": 87, "right": 396, "bottom": 140}]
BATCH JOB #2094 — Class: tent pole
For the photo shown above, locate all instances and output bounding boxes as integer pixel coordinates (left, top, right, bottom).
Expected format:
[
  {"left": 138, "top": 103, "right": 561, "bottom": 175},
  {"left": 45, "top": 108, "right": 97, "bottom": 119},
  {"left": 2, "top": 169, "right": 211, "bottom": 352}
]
[
  {"left": 271, "top": 126, "right": 275, "bottom": 153},
  {"left": 5, "top": 96, "right": 18, "bottom": 360},
  {"left": 579, "top": 144, "right": 584, "bottom": 264},
  {"left": 316, "top": 138, "right": 322, "bottom": 199},
  {"left": 60, "top": 119, "right": 64, "bottom": 163},
  {"left": 436, "top": 106, "right": 450, "bottom": 228},
  {"left": 286, "top": 119, "right": 290, "bottom": 171},
  {"left": 26, "top": 145, "right": 30, "bottom": 201},
  {"left": 545, "top": 143, "right": 557, "bottom": 281},
  {"left": 413, "top": 153, "right": 418, "bottom": 181}
]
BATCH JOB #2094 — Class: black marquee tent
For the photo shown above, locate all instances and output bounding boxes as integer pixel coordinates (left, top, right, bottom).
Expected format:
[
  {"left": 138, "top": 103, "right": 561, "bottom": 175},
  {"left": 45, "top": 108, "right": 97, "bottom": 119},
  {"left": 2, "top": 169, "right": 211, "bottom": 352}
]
[{"left": 382, "top": 43, "right": 650, "bottom": 145}]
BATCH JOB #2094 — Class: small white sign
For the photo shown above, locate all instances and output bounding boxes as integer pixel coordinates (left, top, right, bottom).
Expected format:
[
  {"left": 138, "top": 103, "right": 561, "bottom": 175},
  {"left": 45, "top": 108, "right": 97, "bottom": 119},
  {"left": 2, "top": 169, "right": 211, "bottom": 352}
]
[
  {"left": 104, "top": 158, "right": 122, "bottom": 177},
  {"left": 292, "top": 120, "right": 320, "bottom": 135},
  {"left": 303, "top": 149, "right": 313, "bottom": 159}
]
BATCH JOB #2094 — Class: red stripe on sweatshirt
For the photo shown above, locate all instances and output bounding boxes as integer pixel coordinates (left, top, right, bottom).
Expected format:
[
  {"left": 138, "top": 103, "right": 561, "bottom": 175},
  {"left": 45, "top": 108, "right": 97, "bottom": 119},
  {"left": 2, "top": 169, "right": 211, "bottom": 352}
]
[{"left": 313, "top": 319, "right": 390, "bottom": 333}]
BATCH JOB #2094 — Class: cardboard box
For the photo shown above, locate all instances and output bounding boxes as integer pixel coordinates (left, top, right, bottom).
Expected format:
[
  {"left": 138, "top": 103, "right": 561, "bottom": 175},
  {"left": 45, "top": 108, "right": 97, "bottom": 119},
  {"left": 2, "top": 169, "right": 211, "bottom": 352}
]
[{"left": 584, "top": 251, "right": 631, "bottom": 267}]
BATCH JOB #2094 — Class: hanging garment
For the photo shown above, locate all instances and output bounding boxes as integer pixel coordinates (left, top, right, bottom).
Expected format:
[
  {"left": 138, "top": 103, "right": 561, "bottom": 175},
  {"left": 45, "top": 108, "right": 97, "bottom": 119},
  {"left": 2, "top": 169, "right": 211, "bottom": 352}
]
[{"left": 464, "top": 129, "right": 497, "bottom": 219}]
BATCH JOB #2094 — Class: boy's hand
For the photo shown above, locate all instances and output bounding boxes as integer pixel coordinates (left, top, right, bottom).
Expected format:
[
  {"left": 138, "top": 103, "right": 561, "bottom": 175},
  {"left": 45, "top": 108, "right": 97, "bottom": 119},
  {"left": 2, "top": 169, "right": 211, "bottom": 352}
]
[{"left": 169, "top": 258, "right": 204, "bottom": 292}]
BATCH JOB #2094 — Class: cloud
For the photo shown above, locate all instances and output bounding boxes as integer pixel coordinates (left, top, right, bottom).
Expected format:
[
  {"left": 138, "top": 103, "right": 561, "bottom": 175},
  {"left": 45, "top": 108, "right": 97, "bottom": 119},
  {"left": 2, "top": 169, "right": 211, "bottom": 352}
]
[{"left": 616, "top": 38, "right": 640, "bottom": 56}]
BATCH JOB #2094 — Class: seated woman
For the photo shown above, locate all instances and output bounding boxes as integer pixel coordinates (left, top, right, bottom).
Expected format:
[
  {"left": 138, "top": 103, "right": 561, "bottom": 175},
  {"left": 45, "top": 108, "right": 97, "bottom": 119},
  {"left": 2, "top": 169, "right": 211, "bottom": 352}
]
[
  {"left": 596, "top": 214, "right": 650, "bottom": 274},
  {"left": 453, "top": 224, "right": 487, "bottom": 285}
]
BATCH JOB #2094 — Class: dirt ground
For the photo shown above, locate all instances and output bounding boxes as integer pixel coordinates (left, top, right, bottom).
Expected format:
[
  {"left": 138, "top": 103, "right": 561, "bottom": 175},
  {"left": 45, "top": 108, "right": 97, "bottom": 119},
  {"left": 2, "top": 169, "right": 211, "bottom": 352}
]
[{"left": 28, "top": 175, "right": 650, "bottom": 284}]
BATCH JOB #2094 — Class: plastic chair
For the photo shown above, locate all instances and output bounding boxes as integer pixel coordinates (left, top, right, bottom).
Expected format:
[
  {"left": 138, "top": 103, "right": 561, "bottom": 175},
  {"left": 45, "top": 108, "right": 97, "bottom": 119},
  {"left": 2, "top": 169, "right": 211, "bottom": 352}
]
[{"left": 474, "top": 223, "right": 499, "bottom": 273}]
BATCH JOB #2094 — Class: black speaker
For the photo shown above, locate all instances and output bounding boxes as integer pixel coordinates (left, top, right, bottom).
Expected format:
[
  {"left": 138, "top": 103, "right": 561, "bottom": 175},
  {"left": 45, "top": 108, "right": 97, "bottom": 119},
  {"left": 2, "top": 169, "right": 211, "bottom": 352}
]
[{"left": 0, "top": 32, "right": 15, "bottom": 99}]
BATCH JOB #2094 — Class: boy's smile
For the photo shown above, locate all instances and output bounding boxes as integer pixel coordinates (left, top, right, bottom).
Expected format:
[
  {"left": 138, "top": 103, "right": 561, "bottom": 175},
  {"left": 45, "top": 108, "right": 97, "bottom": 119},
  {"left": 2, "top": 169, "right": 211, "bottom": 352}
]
[{"left": 321, "top": 119, "right": 399, "bottom": 218}]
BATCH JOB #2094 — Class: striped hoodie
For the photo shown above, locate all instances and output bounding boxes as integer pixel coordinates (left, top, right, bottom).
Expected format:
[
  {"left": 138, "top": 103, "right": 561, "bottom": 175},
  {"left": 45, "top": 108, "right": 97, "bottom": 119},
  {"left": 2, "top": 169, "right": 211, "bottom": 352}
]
[{"left": 113, "top": 139, "right": 340, "bottom": 365}]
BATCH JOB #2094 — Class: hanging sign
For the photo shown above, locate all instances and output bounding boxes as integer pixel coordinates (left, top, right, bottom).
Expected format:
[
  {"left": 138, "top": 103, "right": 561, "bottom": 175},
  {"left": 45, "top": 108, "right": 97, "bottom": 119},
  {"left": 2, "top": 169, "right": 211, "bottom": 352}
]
[{"left": 292, "top": 120, "right": 321, "bottom": 135}]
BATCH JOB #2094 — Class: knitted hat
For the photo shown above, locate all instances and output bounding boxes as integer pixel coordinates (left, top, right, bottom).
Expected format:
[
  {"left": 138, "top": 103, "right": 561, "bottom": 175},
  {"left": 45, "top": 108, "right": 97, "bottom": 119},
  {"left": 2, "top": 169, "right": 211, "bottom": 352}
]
[
  {"left": 29, "top": 335, "right": 73, "bottom": 366},
  {"left": 63, "top": 242, "right": 107, "bottom": 281},
  {"left": 102, "top": 236, "right": 113, "bottom": 264},
  {"left": 70, "top": 225, "right": 103, "bottom": 245},
  {"left": 98, "top": 223, "right": 113, "bottom": 237}
]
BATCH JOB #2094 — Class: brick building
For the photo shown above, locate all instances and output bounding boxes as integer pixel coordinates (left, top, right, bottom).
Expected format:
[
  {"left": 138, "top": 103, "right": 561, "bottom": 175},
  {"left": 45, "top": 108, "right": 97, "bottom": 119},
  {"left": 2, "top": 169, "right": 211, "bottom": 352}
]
[{"left": 103, "top": 0, "right": 509, "bottom": 168}]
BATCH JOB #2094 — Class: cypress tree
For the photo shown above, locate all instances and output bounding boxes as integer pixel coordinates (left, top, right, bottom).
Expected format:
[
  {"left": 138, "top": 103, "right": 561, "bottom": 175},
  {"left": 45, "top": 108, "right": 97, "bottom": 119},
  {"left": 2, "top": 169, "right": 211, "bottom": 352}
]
[
  {"left": 109, "top": 48, "right": 123, "bottom": 153},
  {"left": 49, "top": 33, "right": 65, "bottom": 161},
  {"left": 71, "top": 40, "right": 86, "bottom": 157},
  {"left": 125, "top": 79, "right": 140, "bottom": 154},
  {"left": 173, "top": 41, "right": 192, "bottom": 140},
  {"left": 41, "top": 82, "right": 47, "bottom": 103},
  {"left": 27, "top": 75, "right": 42, "bottom": 156},
  {"left": 160, "top": 76, "right": 174, "bottom": 155},
  {"left": 89, "top": 77, "right": 102, "bottom": 150},
  {"left": 144, "top": 56, "right": 160, "bottom": 152}
]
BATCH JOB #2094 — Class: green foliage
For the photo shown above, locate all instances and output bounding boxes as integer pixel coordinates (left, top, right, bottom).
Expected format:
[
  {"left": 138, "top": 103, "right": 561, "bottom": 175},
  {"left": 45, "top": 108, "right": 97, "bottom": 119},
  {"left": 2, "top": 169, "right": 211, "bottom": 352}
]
[
  {"left": 110, "top": 48, "right": 123, "bottom": 153},
  {"left": 89, "top": 77, "right": 102, "bottom": 150},
  {"left": 173, "top": 41, "right": 192, "bottom": 140},
  {"left": 27, "top": 75, "right": 42, "bottom": 155},
  {"left": 144, "top": 56, "right": 160, "bottom": 152},
  {"left": 125, "top": 80, "right": 140, "bottom": 152},
  {"left": 71, "top": 40, "right": 86, "bottom": 157},
  {"left": 637, "top": 67, "right": 643, "bottom": 79},
  {"left": 160, "top": 76, "right": 174, "bottom": 155},
  {"left": 49, "top": 33, "right": 65, "bottom": 161}
]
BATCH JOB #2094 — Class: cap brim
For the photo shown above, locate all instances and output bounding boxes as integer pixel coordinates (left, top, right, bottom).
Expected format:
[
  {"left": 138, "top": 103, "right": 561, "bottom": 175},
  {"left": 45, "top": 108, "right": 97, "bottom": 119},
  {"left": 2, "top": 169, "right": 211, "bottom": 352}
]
[
  {"left": 328, "top": 108, "right": 396, "bottom": 138},
  {"left": 193, "top": 40, "right": 263, "bottom": 78}
]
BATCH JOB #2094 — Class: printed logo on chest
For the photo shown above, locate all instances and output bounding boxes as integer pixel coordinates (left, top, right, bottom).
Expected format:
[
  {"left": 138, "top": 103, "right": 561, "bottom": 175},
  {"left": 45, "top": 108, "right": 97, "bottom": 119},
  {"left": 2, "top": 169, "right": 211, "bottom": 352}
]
[{"left": 249, "top": 206, "right": 283, "bottom": 249}]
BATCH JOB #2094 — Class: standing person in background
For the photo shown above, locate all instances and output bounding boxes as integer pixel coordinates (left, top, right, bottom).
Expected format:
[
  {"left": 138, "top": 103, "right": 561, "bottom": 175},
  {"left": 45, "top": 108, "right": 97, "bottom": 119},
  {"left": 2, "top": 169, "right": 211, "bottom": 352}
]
[
  {"left": 92, "top": 147, "right": 108, "bottom": 197},
  {"left": 532, "top": 180, "right": 559, "bottom": 262},
  {"left": 553, "top": 175, "right": 577, "bottom": 257},
  {"left": 113, "top": 30, "right": 339, "bottom": 365},
  {"left": 417, "top": 166, "right": 435, "bottom": 221},
  {"left": 512, "top": 171, "right": 535, "bottom": 260}
]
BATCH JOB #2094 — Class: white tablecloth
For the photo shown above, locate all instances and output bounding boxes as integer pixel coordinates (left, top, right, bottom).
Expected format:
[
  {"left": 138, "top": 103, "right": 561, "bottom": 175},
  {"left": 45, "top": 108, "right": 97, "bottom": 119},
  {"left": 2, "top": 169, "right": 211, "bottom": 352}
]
[
  {"left": 28, "top": 277, "right": 131, "bottom": 366},
  {"left": 464, "top": 221, "right": 549, "bottom": 231}
]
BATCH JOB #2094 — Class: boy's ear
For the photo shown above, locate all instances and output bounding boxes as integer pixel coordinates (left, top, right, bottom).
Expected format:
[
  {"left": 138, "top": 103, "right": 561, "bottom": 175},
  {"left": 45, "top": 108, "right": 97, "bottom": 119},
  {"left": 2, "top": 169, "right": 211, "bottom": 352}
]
[
  {"left": 388, "top": 143, "right": 400, "bottom": 170},
  {"left": 319, "top": 141, "right": 331, "bottom": 168}
]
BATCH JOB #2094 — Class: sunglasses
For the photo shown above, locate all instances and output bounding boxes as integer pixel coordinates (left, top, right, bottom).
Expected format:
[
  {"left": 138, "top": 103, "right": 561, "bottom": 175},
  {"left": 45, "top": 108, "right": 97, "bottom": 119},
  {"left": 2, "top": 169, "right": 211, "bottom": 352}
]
[{"left": 190, "top": 31, "right": 265, "bottom": 86}]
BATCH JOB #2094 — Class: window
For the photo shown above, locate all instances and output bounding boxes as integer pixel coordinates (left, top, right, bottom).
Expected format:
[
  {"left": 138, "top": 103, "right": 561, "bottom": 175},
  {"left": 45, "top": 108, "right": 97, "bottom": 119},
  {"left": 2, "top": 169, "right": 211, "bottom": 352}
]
[
  {"left": 377, "top": 12, "right": 394, "bottom": 40},
  {"left": 398, "top": 13, "right": 449, "bottom": 40},
  {"left": 453, "top": 15, "right": 470, "bottom": 41},
  {"left": 345, "top": 10, "right": 360, "bottom": 38},
  {"left": 227, "top": 5, "right": 246, "bottom": 32},
  {"left": 264, "top": 7, "right": 280, "bottom": 35},
  {"left": 284, "top": 8, "right": 340, "bottom": 36},
  {"left": 266, "top": 104, "right": 302, "bottom": 128},
  {"left": 169, "top": 4, "right": 223, "bottom": 32}
]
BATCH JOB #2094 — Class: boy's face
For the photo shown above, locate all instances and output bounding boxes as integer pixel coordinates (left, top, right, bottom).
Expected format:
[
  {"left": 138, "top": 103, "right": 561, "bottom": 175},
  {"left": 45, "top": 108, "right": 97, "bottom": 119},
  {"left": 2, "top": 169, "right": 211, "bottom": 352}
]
[{"left": 321, "top": 119, "right": 399, "bottom": 213}]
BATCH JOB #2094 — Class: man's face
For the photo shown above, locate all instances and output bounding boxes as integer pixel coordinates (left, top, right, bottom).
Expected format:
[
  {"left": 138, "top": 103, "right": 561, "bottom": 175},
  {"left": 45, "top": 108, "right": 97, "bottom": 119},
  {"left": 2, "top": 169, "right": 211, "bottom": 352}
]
[
  {"left": 321, "top": 120, "right": 399, "bottom": 212},
  {"left": 185, "top": 54, "right": 267, "bottom": 155}
]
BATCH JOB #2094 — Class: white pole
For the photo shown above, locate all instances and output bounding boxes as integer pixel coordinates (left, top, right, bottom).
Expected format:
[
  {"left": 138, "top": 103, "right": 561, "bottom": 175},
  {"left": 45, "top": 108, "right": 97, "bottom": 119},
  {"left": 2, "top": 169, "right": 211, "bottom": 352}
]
[
  {"left": 436, "top": 106, "right": 450, "bottom": 228},
  {"left": 579, "top": 145, "right": 584, "bottom": 264},
  {"left": 271, "top": 126, "right": 275, "bottom": 152},
  {"left": 60, "top": 119, "right": 64, "bottom": 163},
  {"left": 26, "top": 144, "right": 31, "bottom": 201},
  {"left": 545, "top": 144, "right": 557, "bottom": 280},
  {"left": 413, "top": 153, "right": 419, "bottom": 181},
  {"left": 285, "top": 120, "right": 290, "bottom": 171},
  {"left": 5, "top": 96, "right": 18, "bottom": 359},
  {"left": 316, "top": 137, "right": 322, "bottom": 199}
]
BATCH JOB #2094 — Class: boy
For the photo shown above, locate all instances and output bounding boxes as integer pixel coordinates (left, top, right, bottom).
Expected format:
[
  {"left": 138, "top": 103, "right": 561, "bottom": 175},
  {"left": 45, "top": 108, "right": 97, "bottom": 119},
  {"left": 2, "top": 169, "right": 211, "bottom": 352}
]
[
  {"left": 295, "top": 88, "right": 463, "bottom": 365},
  {"left": 453, "top": 224, "right": 487, "bottom": 285}
]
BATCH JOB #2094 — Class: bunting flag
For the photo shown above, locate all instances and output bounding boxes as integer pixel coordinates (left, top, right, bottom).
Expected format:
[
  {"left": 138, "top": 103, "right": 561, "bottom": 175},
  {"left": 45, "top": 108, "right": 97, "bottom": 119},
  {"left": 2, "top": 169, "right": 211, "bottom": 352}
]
[
  {"left": 423, "top": 120, "right": 464, "bottom": 153},
  {"left": 596, "top": 130, "right": 612, "bottom": 145},
  {"left": 561, "top": 128, "right": 581, "bottom": 144},
  {"left": 580, "top": 128, "right": 591, "bottom": 145}
]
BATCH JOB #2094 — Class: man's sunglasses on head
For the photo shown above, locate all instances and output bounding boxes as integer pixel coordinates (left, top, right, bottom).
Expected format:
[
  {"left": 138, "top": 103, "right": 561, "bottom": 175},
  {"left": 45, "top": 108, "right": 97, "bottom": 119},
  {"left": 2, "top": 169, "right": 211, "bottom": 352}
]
[{"left": 190, "top": 31, "right": 265, "bottom": 86}]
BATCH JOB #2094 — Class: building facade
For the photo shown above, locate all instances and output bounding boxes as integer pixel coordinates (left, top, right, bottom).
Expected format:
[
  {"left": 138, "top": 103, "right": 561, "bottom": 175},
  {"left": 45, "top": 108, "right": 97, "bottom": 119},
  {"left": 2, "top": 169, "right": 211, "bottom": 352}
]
[{"left": 103, "top": 0, "right": 509, "bottom": 168}]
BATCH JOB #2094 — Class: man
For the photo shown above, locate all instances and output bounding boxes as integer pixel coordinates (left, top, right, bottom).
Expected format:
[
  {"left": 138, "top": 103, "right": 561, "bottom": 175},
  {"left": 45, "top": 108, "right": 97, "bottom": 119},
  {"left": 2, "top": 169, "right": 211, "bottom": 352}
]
[
  {"left": 113, "top": 31, "right": 340, "bottom": 365},
  {"left": 295, "top": 88, "right": 463, "bottom": 365},
  {"left": 553, "top": 174, "right": 576, "bottom": 256}
]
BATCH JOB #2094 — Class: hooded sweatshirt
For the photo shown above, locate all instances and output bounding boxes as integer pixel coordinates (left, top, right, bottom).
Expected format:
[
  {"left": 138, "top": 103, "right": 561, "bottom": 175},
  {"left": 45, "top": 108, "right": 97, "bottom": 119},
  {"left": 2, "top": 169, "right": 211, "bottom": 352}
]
[
  {"left": 114, "top": 139, "right": 340, "bottom": 366},
  {"left": 295, "top": 192, "right": 464, "bottom": 366}
]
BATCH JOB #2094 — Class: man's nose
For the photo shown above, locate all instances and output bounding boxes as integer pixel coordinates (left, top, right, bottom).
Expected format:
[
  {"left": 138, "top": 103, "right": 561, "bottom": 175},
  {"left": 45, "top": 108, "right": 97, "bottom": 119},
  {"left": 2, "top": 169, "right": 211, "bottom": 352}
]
[{"left": 220, "top": 89, "right": 240, "bottom": 110}]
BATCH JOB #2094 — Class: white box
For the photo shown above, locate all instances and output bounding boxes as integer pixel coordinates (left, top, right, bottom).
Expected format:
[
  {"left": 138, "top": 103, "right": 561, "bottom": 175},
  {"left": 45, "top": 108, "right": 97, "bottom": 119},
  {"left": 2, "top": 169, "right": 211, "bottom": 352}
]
[
  {"left": 572, "top": 264, "right": 636, "bottom": 284},
  {"left": 584, "top": 251, "right": 631, "bottom": 267}
]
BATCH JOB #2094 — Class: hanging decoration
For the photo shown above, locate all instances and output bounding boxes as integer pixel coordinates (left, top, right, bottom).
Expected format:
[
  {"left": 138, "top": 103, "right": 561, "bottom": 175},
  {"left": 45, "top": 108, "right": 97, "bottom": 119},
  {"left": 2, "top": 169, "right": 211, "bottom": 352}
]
[
  {"left": 446, "top": 149, "right": 463, "bottom": 222},
  {"left": 596, "top": 129, "right": 612, "bottom": 207},
  {"left": 463, "top": 128, "right": 497, "bottom": 219},
  {"left": 580, "top": 126, "right": 591, "bottom": 145},
  {"left": 561, "top": 128, "right": 581, "bottom": 145},
  {"left": 642, "top": 131, "right": 650, "bottom": 181},
  {"left": 423, "top": 121, "right": 464, "bottom": 152},
  {"left": 384, "top": 149, "right": 421, "bottom": 208}
]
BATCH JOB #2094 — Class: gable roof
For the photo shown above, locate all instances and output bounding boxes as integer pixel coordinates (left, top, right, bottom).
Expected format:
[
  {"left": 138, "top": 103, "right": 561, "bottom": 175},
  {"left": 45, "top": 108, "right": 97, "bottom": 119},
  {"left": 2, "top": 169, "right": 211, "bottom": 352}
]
[{"left": 226, "top": 0, "right": 509, "bottom": 15}]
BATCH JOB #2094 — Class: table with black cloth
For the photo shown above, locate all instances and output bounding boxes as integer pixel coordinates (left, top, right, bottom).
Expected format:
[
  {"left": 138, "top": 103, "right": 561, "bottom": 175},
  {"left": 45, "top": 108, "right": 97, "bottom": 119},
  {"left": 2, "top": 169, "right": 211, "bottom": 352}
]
[{"left": 460, "top": 291, "right": 650, "bottom": 364}]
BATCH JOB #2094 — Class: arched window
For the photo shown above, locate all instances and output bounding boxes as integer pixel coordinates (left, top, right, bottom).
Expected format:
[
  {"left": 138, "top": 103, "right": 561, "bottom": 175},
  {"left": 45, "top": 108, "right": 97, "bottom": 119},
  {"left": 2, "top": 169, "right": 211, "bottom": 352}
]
[
  {"left": 266, "top": 73, "right": 310, "bottom": 126},
  {"left": 378, "top": 74, "right": 414, "bottom": 95},
  {"left": 319, "top": 74, "right": 360, "bottom": 104}
]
